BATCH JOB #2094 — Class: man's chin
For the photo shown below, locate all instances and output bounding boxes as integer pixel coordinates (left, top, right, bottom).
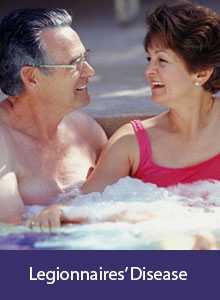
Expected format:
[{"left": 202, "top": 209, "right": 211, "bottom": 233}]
[{"left": 73, "top": 94, "right": 90, "bottom": 109}]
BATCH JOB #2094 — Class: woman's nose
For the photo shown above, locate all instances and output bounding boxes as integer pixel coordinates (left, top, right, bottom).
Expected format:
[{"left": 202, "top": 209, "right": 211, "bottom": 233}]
[{"left": 144, "top": 61, "right": 157, "bottom": 79}]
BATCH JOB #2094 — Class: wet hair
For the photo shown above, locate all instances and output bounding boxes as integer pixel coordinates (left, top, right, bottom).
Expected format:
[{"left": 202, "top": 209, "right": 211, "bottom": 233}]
[
  {"left": 144, "top": 0, "right": 220, "bottom": 94},
  {"left": 0, "top": 8, "right": 72, "bottom": 96}
]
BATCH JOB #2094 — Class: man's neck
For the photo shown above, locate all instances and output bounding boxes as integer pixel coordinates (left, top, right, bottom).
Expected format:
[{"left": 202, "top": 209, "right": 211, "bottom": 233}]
[{"left": 0, "top": 94, "right": 64, "bottom": 144}]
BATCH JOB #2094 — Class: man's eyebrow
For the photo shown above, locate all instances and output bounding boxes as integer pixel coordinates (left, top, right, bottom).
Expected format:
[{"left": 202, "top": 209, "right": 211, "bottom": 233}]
[{"left": 68, "top": 49, "right": 90, "bottom": 65}]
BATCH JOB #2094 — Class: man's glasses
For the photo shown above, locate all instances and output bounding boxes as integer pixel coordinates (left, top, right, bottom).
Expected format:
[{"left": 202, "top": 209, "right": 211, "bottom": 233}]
[{"left": 32, "top": 49, "right": 91, "bottom": 72}]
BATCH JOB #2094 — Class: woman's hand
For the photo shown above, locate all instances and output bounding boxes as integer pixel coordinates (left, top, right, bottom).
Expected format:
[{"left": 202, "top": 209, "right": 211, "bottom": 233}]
[{"left": 27, "top": 204, "right": 64, "bottom": 231}]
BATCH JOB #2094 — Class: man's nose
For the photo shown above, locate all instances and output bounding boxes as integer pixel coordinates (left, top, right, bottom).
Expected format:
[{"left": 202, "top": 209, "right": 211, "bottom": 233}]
[{"left": 81, "top": 61, "right": 96, "bottom": 77}]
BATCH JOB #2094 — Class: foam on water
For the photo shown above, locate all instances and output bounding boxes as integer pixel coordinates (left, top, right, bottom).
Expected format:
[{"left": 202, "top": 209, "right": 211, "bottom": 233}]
[{"left": 1, "top": 177, "right": 220, "bottom": 249}]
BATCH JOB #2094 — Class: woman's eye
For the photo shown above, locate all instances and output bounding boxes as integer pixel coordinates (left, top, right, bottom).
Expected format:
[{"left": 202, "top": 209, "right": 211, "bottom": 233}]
[
  {"left": 159, "top": 58, "right": 168, "bottom": 63},
  {"left": 146, "top": 56, "right": 151, "bottom": 62}
]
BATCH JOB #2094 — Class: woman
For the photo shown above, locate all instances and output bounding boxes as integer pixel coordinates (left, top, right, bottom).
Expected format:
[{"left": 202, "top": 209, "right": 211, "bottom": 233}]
[{"left": 29, "top": 0, "right": 220, "bottom": 228}]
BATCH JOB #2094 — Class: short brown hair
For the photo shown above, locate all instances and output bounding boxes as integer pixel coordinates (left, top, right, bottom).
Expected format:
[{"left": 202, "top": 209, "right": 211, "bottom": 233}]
[{"left": 144, "top": 0, "right": 220, "bottom": 94}]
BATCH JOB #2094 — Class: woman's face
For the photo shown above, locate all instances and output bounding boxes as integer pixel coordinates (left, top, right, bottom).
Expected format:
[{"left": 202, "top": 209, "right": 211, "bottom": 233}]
[{"left": 145, "top": 42, "right": 197, "bottom": 108}]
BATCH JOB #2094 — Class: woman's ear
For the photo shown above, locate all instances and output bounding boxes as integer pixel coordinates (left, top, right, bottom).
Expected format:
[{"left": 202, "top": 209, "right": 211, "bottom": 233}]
[{"left": 194, "top": 67, "right": 214, "bottom": 86}]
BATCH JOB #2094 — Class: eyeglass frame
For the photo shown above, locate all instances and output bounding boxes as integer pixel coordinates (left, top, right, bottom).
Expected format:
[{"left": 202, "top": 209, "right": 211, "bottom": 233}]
[{"left": 30, "top": 49, "right": 91, "bottom": 72}]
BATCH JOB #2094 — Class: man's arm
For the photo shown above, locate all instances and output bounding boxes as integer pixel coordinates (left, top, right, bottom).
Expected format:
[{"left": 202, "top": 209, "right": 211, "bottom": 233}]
[
  {"left": 0, "top": 172, "right": 24, "bottom": 223},
  {"left": 0, "top": 130, "right": 24, "bottom": 223}
]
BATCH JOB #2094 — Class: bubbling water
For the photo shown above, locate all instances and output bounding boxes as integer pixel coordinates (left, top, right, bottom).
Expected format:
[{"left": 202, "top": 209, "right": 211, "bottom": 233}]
[{"left": 25, "top": 177, "right": 220, "bottom": 249}]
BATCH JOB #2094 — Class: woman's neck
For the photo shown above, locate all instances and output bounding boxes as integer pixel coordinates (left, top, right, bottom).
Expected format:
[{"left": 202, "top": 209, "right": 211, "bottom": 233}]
[{"left": 167, "top": 93, "right": 216, "bottom": 138}]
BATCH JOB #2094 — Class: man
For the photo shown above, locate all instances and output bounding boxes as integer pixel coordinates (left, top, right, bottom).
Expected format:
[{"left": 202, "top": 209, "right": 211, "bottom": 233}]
[{"left": 0, "top": 9, "right": 107, "bottom": 223}]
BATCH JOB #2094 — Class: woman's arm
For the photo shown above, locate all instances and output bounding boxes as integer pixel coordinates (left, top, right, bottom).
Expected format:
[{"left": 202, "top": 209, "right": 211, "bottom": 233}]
[{"left": 82, "top": 123, "right": 135, "bottom": 193}]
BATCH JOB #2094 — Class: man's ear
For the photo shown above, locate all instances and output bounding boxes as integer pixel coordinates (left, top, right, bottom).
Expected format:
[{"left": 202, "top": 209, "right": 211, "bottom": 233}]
[
  {"left": 20, "top": 66, "right": 38, "bottom": 91},
  {"left": 195, "top": 67, "right": 214, "bottom": 85}
]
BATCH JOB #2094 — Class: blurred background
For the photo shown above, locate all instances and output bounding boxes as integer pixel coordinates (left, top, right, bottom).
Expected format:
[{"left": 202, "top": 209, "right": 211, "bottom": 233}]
[{"left": 0, "top": 0, "right": 220, "bottom": 117}]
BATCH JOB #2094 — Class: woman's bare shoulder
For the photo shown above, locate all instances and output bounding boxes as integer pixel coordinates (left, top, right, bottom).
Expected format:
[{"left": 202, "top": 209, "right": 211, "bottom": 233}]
[
  {"left": 108, "top": 122, "right": 136, "bottom": 144},
  {"left": 110, "top": 112, "right": 168, "bottom": 143},
  {"left": 141, "top": 112, "right": 169, "bottom": 131}
]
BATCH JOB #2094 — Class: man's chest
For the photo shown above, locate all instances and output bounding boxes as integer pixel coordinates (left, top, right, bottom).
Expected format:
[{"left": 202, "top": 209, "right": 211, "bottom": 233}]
[{"left": 15, "top": 141, "right": 95, "bottom": 205}]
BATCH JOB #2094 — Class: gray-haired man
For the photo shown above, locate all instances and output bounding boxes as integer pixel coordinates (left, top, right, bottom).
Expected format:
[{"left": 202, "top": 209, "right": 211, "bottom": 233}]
[{"left": 0, "top": 9, "right": 107, "bottom": 223}]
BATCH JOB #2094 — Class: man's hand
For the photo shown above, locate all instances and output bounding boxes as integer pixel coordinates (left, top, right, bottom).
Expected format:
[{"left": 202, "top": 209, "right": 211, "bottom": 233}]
[{"left": 27, "top": 204, "right": 64, "bottom": 231}]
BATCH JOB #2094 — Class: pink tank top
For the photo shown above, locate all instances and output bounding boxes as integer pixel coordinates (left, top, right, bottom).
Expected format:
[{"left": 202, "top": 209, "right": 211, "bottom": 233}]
[{"left": 131, "top": 120, "right": 220, "bottom": 187}]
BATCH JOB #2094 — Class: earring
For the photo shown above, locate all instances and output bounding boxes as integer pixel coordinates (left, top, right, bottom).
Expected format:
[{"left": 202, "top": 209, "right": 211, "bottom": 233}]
[{"left": 195, "top": 82, "right": 200, "bottom": 87}]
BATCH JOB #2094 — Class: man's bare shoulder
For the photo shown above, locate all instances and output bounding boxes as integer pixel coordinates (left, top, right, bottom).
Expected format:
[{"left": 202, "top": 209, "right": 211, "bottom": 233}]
[
  {"left": 62, "top": 111, "right": 107, "bottom": 152},
  {"left": 64, "top": 110, "right": 92, "bottom": 124},
  {"left": 63, "top": 111, "right": 105, "bottom": 133}
]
